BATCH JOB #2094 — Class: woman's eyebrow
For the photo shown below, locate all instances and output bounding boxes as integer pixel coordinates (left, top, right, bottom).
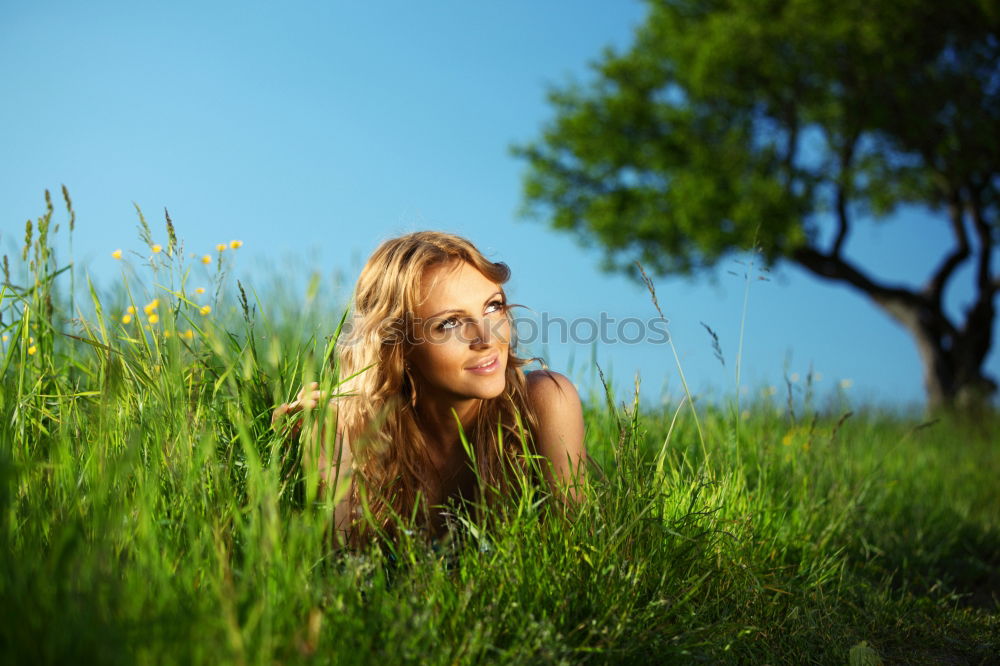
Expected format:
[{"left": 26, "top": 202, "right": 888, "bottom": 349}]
[{"left": 427, "top": 291, "right": 503, "bottom": 319}]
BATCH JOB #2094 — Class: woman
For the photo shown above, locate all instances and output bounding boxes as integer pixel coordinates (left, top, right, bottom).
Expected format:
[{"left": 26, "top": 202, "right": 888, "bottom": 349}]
[{"left": 272, "top": 231, "right": 586, "bottom": 546}]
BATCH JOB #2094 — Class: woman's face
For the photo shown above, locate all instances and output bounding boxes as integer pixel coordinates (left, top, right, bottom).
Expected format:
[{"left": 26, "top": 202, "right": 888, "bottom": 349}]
[{"left": 406, "top": 260, "right": 510, "bottom": 405}]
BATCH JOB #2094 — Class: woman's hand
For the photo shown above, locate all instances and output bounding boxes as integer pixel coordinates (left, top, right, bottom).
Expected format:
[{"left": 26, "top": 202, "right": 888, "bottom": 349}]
[{"left": 271, "top": 381, "right": 328, "bottom": 432}]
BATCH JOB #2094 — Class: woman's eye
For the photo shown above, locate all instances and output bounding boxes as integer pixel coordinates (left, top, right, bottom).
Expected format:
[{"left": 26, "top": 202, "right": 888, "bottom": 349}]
[
  {"left": 485, "top": 300, "right": 506, "bottom": 315},
  {"left": 437, "top": 317, "right": 460, "bottom": 331}
]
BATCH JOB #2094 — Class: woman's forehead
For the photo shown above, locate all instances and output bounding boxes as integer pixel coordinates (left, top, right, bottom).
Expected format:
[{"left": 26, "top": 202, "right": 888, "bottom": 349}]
[{"left": 415, "top": 260, "right": 500, "bottom": 312}]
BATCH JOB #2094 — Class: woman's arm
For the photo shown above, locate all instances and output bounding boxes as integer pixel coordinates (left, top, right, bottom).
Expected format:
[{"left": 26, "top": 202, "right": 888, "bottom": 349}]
[
  {"left": 273, "top": 383, "right": 355, "bottom": 544},
  {"left": 526, "top": 370, "right": 587, "bottom": 502}
]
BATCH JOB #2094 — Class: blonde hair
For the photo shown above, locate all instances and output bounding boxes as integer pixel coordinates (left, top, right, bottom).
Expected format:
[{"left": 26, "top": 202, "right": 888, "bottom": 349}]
[{"left": 336, "top": 231, "right": 539, "bottom": 543}]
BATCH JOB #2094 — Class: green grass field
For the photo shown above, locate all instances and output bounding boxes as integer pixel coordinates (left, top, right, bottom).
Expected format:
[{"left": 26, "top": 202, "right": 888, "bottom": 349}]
[{"left": 2, "top": 197, "right": 998, "bottom": 664}]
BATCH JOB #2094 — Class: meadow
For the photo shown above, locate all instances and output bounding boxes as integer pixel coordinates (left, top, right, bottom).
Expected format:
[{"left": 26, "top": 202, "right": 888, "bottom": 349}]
[{"left": 1, "top": 194, "right": 998, "bottom": 664}]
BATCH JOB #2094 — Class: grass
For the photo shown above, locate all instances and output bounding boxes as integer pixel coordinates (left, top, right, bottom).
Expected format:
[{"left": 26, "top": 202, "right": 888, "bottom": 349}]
[{"left": 1, "top": 194, "right": 998, "bottom": 664}]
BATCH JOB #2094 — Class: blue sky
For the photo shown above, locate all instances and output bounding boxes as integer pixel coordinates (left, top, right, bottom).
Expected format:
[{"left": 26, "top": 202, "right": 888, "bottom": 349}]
[{"left": 2, "top": 0, "right": 997, "bottom": 409}]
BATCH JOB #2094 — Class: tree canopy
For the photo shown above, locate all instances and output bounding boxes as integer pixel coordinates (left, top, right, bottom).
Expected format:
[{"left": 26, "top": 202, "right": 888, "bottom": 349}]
[{"left": 516, "top": 0, "right": 1000, "bottom": 408}]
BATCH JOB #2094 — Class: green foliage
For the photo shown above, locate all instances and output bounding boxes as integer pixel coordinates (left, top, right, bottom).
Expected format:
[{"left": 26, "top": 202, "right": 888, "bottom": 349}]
[
  {"left": 1, "top": 197, "right": 998, "bottom": 664},
  {"left": 514, "top": 0, "right": 1000, "bottom": 274}
]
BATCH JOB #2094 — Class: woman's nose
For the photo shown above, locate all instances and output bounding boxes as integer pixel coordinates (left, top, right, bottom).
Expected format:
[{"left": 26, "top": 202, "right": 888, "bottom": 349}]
[{"left": 467, "top": 318, "right": 491, "bottom": 346}]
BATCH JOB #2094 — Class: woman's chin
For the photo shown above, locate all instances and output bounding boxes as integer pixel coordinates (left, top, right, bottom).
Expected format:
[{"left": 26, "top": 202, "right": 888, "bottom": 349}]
[{"left": 470, "top": 375, "right": 507, "bottom": 401}]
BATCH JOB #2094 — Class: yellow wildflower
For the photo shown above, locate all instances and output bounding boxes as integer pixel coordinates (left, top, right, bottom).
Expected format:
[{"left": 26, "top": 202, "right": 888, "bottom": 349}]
[
  {"left": 229, "top": 240, "right": 243, "bottom": 249},
  {"left": 27, "top": 345, "right": 37, "bottom": 355},
  {"left": 195, "top": 287, "right": 205, "bottom": 295},
  {"left": 29, "top": 337, "right": 34, "bottom": 344},
  {"left": 182, "top": 329, "right": 195, "bottom": 340},
  {"left": 143, "top": 299, "right": 160, "bottom": 315},
  {"left": 1, "top": 334, "right": 8, "bottom": 342},
  {"left": 122, "top": 314, "right": 132, "bottom": 324},
  {"left": 112, "top": 249, "right": 122, "bottom": 260},
  {"left": 216, "top": 243, "right": 226, "bottom": 252},
  {"left": 151, "top": 244, "right": 162, "bottom": 254},
  {"left": 199, "top": 305, "right": 211, "bottom": 315},
  {"left": 148, "top": 313, "right": 160, "bottom": 324},
  {"left": 201, "top": 254, "right": 212, "bottom": 265},
  {"left": 164, "top": 330, "right": 172, "bottom": 338},
  {"left": 127, "top": 305, "right": 136, "bottom": 315}
]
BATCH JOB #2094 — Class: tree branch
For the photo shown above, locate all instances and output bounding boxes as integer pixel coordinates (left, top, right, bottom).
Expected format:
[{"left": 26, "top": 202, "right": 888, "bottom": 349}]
[
  {"left": 831, "top": 132, "right": 859, "bottom": 259},
  {"left": 793, "top": 245, "right": 958, "bottom": 339},
  {"left": 925, "top": 188, "right": 970, "bottom": 305},
  {"left": 832, "top": 182, "right": 850, "bottom": 258},
  {"left": 968, "top": 187, "right": 994, "bottom": 292}
]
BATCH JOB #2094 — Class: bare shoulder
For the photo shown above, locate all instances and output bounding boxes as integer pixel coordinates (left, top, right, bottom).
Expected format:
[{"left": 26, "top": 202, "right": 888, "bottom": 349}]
[
  {"left": 524, "top": 369, "right": 587, "bottom": 495},
  {"left": 526, "top": 369, "right": 580, "bottom": 404},
  {"left": 524, "top": 369, "right": 584, "bottom": 440}
]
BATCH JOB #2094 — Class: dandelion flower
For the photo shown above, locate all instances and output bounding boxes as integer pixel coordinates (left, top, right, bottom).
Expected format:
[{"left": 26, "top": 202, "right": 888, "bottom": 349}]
[
  {"left": 112, "top": 249, "right": 122, "bottom": 260},
  {"left": 201, "top": 254, "right": 212, "bottom": 265},
  {"left": 121, "top": 314, "right": 132, "bottom": 324},
  {"left": 230, "top": 240, "right": 243, "bottom": 249},
  {"left": 151, "top": 244, "right": 162, "bottom": 254},
  {"left": 216, "top": 243, "right": 226, "bottom": 252},
  {"left": 195, "top": 287, "right": 205, "bottom": 295},
  {"left": 148, "top": 313, "right": 160, "bottom": 324},
  {"left": 27, "top": 345, "right": 37, "bottom": 355},
  {"left": 199, "top": 305, "right": 211, "bottom": 315}
]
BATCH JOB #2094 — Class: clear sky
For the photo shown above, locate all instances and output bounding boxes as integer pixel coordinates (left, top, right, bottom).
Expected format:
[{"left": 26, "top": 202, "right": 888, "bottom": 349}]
[{"left": 2, "top": 0, "right": 997, "bottom": 409}]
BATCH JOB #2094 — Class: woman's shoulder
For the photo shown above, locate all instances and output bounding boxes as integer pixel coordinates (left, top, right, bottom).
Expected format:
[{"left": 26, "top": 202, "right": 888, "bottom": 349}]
[
  {"left": 522, "top": 369, "right": 586, "bottom": 486},
  {"left": 524, "top": 369, "right": 583, "bottom": 418},
  {"left": 525, "top": 368, "right": 576, "bottom": 394}
]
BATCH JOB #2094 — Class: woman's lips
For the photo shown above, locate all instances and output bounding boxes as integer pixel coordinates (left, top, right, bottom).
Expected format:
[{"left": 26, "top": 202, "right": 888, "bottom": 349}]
[{"left": 465, "top": 353, "right": 500, "bottom": 375}]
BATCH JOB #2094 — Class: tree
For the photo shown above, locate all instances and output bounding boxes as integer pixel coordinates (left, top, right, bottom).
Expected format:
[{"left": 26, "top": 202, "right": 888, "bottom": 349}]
[{"left": 515, "top": 0, "right": 1000, "bottom": 409}]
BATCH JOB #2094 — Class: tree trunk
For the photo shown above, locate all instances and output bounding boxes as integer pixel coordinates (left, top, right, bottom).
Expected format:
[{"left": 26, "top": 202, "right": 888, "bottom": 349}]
[
  {"left": 793, "top": 246, "right": 997, "bottom": 411},
  {"left": 880, "top": 296, "right": 997, "bottom": 410}
]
